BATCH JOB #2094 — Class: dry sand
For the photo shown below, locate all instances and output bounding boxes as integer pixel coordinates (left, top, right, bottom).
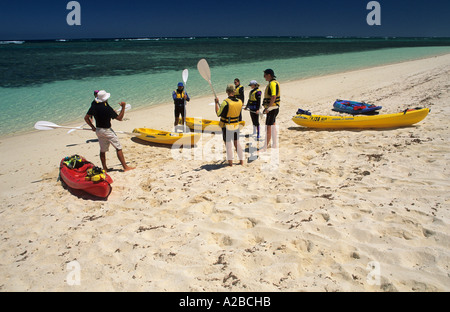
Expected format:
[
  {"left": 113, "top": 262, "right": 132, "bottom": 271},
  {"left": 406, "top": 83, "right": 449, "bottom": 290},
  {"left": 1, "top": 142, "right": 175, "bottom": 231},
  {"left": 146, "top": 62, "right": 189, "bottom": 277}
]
[{"left": 0, "top": 54, "right": 449, "bottom": 292}]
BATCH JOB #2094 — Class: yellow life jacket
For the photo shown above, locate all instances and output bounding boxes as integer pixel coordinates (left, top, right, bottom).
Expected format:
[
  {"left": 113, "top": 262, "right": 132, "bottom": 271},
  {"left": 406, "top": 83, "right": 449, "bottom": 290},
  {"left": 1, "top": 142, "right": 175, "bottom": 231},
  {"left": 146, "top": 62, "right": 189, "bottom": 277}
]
[
  {"left": 174, "top": 90, "right": 186, "bottom": 106},
  {"left": 85, "top": 167, "right": 106, "bottom": 182},
  {"left": 63, "top": 155, "right": 85, "bottom": 169},
  {"left": 249, "top": 88, "right": 261, "bottom": 103},
  {"left": 219, "top": 98, "right": 243, "bottom": 130},
  {"left": 263, "top": 79, "right": 281, "bottom": 108},
  {"left": 235, "top": 85, "right": 243, "bottom": 97}
]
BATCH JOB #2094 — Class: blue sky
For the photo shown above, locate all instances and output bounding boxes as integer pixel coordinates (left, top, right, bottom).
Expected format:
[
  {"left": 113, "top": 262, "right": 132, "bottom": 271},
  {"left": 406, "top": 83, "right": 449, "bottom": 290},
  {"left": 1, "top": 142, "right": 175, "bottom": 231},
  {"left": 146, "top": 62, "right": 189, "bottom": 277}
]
[{"left": 1, "top": 0, "right": 450, "bottom": 40}]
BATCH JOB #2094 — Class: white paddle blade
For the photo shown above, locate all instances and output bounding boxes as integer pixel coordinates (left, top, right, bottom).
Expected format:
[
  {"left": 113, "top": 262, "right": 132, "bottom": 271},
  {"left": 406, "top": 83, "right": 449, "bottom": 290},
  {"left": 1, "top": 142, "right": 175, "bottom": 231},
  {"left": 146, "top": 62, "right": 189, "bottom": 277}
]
[
  {"left": 197, "top": 59, "right": 211, "bottom": 82},
  {"left": 35, "top": 121, "right": 92, "bottom": 131},
  {"left": 34, "top": 121, "right": 60, "bottom": 131},
  {"left": 182, "top": 69, "right": 189, "bottom": 84},
  {"left": 117, "top": 103, "right": 131, "bottom": 113},
  {"left": 123, "top": 103, "right": 132, "bottom": 112},
  {"left": 197, "top": 59, "right": 218, "bottom": 99}
]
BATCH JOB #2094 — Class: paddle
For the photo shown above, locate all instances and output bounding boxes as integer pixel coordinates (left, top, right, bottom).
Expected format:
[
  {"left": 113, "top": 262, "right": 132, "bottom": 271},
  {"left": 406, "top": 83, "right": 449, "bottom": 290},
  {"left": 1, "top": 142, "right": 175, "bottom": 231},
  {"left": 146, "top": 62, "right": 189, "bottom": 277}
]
[
  {"left": 35, "top": 121, "right": 138, "bottom": 136},
  {"left": 68, "top": 103, "right": 132, "bottom": 134},
  {"left": 182, "top": 69, "right": 189, "bottom": 132},
  {"left": 197, "top": 59, "right": 217, "bottom": 99},
  {"left": 244, "top": 108, "right": 264, "bottom": 120}
]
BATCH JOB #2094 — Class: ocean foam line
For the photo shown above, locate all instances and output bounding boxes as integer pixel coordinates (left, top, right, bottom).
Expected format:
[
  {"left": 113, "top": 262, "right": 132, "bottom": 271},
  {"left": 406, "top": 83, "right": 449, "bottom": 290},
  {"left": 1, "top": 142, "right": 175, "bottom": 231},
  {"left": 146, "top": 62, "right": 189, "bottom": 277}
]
[{"left": 0, "top": 41, "right": 25, "bottom": 45}]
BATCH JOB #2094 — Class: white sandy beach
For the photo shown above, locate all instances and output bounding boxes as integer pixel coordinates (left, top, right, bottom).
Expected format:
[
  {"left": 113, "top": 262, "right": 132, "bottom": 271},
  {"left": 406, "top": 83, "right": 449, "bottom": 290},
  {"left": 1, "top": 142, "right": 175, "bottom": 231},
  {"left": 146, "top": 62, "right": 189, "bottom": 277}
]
[{"left": 0, "top": 54, "right": 449, "bottom": 292}]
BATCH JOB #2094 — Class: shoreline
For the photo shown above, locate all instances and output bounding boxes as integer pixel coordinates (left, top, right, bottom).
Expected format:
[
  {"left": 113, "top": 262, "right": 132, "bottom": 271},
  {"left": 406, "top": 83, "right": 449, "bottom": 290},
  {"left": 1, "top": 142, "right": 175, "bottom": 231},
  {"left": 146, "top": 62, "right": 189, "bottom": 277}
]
[
  {"left": 1, "top": 53, "right": 449, "bottom": 291},
  {"left": 2, "top": 50, "right": 450, "bottom": 139}
]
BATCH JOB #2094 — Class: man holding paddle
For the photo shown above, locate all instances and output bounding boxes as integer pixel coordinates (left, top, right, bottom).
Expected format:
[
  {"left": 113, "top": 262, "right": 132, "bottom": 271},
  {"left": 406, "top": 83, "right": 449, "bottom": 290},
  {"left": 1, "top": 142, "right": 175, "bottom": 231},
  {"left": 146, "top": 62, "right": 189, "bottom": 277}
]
[
  {"left": 84, "top": 90, "right": 135, "bottom": 172},
  {"left": 173, "top": 82, "right": 190, "bottom": 132}
]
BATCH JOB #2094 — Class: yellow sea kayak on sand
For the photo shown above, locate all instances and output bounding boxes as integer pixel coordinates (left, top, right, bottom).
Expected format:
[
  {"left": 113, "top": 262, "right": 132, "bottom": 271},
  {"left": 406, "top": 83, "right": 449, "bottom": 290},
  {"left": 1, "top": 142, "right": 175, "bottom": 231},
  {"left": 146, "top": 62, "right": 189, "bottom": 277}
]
[
  {"left": 182, "top": 118, "right": 245, "bottom": 132},
  {"left": 292, "top": 108, "right": 430, "bottom": 129},
  {"left": 132, "top": 128, "right": 201, "bottom": 146}
]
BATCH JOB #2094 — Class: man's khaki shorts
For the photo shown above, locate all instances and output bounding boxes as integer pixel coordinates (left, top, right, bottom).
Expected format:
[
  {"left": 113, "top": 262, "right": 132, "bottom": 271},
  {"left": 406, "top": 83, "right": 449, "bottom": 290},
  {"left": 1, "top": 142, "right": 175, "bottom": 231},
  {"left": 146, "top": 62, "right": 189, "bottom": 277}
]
[{"left": 96, "top": 128, "right": 122, "bottom": 153}]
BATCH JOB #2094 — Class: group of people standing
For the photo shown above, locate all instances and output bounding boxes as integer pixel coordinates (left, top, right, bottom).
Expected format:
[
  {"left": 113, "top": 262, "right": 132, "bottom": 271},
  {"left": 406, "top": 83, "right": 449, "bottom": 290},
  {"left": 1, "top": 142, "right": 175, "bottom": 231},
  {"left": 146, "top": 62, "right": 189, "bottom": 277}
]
[
  {"left": 84, "top": 68, "right": 280, "bottom": 171},
  {"left": 171, "top": 68, "right": 281, "bottom": 167},
  {"left": 214, "top": 68, "right": 280, "bottom": 166}
]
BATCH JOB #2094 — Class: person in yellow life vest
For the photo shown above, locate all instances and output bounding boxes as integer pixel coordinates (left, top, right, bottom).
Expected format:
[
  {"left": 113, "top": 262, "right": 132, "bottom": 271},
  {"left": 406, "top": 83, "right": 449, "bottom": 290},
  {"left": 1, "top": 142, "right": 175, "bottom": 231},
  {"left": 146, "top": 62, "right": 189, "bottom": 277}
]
[
  {"left": 234, "top": 78, "right": 244, "bottom": 122},
  {"left": 173, "top": 82, "right": 190, "bottom": 132},
  {"left": 245, "top": 80, "right": 262, "bottom": 140},
  {"left": 262, "top": 69, "right": 280, "bottom": 151},
  {"left": 214, "top": 84, "right": 245, "bottom": 167}
]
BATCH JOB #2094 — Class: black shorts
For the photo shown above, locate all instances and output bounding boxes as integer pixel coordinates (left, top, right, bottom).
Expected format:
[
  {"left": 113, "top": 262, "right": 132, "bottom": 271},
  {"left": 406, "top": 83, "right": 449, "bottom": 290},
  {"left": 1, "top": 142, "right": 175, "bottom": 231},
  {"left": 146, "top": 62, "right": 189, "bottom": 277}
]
[
  {"left": 266, "top": 108, "right": 279, "bottom": 126},
  {"left": 222, "top": 127, "right": 240, "bottom": 142},
  {"left": 174, "top": 105, "right": 185, "bottom": 118}
]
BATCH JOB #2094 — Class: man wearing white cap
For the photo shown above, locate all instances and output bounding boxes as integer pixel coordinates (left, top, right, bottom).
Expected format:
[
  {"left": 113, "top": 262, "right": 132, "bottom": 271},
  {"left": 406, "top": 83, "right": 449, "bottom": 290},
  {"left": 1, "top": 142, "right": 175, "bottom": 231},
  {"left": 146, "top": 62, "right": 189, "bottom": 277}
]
[{"left": 85, "top": 90, "right": 135, "bottom": 172}]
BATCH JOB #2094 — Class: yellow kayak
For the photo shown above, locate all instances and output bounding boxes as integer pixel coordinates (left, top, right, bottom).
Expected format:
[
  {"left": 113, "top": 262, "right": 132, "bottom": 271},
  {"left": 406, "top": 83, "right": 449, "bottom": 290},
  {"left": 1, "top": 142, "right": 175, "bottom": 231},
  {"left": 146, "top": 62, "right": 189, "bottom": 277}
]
[
  {"left": 182, "top": 118, "right": 245, "bottom": 132},
  {"left": 292, "top": 108, "right": 430, "bottom": 129},
  {"left": 132, "top": 128, "right": 201, "bottom": 146}
]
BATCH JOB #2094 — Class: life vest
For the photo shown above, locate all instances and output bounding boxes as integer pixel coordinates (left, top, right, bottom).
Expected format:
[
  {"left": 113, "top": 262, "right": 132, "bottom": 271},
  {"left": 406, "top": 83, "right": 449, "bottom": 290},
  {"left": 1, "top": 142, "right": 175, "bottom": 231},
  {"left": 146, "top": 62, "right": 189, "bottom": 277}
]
[
  {"left": 235, "top": 85, "right": 244, "bottom": 98},
  {"left": 263, "top": 79, "right": 281, "bottom": 108},
  {"left": 219, "top": 98, "right": 243, "bottom": 130},
  {"left": 247, "top": 88, "right": 261, "bottom": 110},
  {"left": 174, "top": 90, "right": 186, "bottom": 106},
  {"left": 63, "top": 155, "right": 85, "bottom": 169},
  {"left": 85, "top": 166, "right": 106, "bottom": 182}
]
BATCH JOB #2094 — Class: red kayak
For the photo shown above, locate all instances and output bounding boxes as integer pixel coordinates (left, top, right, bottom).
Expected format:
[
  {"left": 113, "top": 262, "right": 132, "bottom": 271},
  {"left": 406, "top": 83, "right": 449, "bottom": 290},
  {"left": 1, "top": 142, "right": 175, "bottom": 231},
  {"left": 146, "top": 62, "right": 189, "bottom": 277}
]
[{"left": 59, "top": 156, "right": 113, "bottom": 198}]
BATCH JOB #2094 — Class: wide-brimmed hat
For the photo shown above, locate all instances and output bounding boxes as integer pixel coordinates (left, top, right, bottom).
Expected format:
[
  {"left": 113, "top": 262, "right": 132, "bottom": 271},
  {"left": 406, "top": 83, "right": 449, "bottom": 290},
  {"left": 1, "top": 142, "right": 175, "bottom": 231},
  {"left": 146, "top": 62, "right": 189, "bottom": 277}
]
[
  {"left": 178, "top": 82, "right": 184, "bottom": 87},
  {"left": 248, "top": 80, "right": 258, "bottom": 86},
  {"left": 96, "top": 90, "right": 111, "bottom": 103}
]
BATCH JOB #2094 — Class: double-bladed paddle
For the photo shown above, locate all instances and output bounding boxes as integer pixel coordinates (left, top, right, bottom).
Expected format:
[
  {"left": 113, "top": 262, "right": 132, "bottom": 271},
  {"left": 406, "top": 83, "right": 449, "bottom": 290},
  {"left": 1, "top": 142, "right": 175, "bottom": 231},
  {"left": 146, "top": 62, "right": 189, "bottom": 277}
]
[{"left": 35, "top": 121, "right": 138, "bottom": 136}]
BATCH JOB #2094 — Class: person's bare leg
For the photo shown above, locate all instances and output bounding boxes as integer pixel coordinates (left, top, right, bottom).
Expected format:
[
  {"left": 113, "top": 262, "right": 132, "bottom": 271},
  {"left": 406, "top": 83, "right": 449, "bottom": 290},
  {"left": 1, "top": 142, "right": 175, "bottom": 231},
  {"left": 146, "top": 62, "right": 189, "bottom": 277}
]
[
  {"left": 234, "top": 140, "right": 245, "bottom": 165},
  {"left": 100, "top": 152, "right": 108, "bottom": 172},
  {"left": 117, "top": 149, "right": 135, "bottom": 172},
  {"left": 272, "top": 124, "right": 278, "bottom": 149},
  {"left": 261, "top": 125, "right": 271, "bottom": 152},
  {"left": 174, "top": 117, "right": 180, "bottom": 132},
  {"left": 226, "top": 141, "right": 234, "bottom": 166},
  {"left": 182, "top": 116, "right": 186, "bottom": 133}
]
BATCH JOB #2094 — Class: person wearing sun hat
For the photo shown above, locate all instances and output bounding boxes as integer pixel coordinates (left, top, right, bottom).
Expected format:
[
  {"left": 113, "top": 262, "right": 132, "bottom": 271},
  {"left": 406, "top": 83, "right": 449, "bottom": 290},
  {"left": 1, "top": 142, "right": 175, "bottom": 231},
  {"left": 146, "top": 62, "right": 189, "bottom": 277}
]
[{"left": 85, "top": 90, "right": 135, "bottom": 172}]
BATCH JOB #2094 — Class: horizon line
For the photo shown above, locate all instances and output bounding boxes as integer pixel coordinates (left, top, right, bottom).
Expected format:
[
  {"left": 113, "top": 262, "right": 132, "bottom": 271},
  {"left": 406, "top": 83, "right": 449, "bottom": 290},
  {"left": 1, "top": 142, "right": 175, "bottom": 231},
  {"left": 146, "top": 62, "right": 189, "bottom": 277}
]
[{"left": 2, "top": 35, "right": 450, "bottom": 42}]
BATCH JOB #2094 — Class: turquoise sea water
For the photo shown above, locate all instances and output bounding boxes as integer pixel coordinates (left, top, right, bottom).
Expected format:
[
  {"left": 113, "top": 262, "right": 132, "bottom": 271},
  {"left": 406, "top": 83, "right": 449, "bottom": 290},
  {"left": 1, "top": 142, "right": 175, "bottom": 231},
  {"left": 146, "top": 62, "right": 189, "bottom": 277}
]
[{"left": 1, "top": 37, "right": 450, "bottom": 137}]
